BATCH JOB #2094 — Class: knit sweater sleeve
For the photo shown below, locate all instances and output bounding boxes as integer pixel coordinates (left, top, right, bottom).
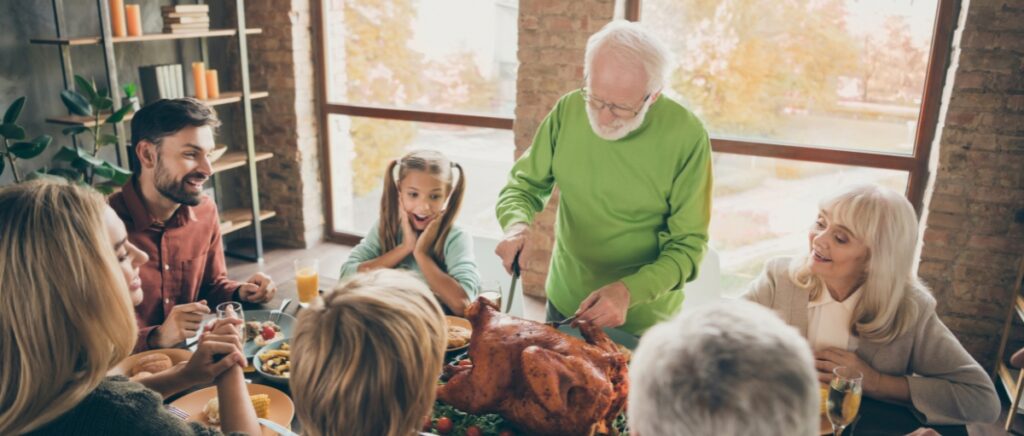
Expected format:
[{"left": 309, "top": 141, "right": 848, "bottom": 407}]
[{"left": 28, "top": 376, "right": 229, "bottom": 436}]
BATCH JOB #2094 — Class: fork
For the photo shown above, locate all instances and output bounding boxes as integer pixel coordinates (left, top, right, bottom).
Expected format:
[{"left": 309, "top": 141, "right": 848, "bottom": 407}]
[
  {"left": 271, "top": 298, "right": 292, "bottom": 323},
  {"left": 166, "top": 405, "right": 190, "bottom": 421},
  {"left": 547, "top": 314, "right": 579, "bottom": 328}
]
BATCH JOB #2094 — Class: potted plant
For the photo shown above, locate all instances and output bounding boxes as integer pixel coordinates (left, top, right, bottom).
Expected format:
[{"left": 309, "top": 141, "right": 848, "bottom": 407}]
[
  {"left": 122, "top": 82, "right": 141, "bottom": 111},
  {"left": 0, "top": 97, "right": 53, "bottom": 183}
]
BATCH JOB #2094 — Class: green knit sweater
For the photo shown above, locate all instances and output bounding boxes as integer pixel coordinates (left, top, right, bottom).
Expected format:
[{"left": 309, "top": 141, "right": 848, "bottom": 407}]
[
  {"left": 496, "top": 90, "right": 713, "bottom": 335},
  {"left": 26, "top": 376, "right": 226, "bottom": 436}
]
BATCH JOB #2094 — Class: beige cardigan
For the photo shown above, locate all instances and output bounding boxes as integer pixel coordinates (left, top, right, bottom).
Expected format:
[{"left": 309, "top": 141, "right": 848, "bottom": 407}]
[{"left": 742, "top": 257, "right": 1000, "bottom": 425}]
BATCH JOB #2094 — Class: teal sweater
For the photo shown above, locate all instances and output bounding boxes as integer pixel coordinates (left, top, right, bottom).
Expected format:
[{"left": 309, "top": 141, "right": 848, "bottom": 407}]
[
  {"left": 340, "top": 221, "right": 481, "bottom": 303},
  {"left": 496, "top": 90, "right": 712, "bottom": 335}
]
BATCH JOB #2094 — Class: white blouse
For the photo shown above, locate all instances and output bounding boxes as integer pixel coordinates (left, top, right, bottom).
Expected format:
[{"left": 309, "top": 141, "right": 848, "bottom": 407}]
[{"left": 806, "top": 286, "right": 862, "bottom": 352}]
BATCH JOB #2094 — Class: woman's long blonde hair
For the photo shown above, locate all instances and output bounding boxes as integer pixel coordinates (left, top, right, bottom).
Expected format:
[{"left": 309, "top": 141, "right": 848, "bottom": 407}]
[
  {"left": 380, "top": 150, "right": 465, "bottom": 265},
  {"left": 291, "top": 269, "right": 447, "bottom": 436},
  {"left": 0, "top": 180, "right": 138, "bottom": 434},
  {"left": 789, "top": 184, "right": 928, "bottom": 343}
]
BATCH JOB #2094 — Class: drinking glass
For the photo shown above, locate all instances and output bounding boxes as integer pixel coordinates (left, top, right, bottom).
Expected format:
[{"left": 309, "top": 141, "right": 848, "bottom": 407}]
[
  {"left": 295, "top": 259, "right": 320, "bottom": 306},
  {"left": 215, "top": 301, "right": 245, "bottom": 343},
  {"left": 479, "top": 280, "right": 502, "bottom": 309},
  {"left": 826, "top": 366, "right": 863, "bottom": 436}
]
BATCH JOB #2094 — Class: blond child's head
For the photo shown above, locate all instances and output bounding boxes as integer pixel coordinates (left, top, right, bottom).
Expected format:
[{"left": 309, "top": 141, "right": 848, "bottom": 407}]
[{"left": 291, "top": 269, "right": 447, "bottom": 436}]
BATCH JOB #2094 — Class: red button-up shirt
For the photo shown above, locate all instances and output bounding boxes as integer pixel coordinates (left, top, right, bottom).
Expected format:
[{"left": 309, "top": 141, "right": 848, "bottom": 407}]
[{"left": 109, "top": 180, "right": 241, "bottom": 352}]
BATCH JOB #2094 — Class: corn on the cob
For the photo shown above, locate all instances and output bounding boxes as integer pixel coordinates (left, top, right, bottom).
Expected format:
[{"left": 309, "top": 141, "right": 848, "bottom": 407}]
[{"left": 250, "top": 394, "right": 271, "bottom": 418}]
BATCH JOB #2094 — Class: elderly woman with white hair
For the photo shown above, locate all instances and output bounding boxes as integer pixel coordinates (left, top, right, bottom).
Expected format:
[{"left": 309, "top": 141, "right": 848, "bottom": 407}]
[
  {"left": 743, "top": 184, "right": 999, "bottom": 425},
  {"left": 630, "top": 299, "right": 820, "bottom": 436}
]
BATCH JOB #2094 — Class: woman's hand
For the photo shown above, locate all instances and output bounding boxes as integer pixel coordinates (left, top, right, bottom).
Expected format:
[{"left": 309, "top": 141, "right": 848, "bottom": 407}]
[
  {"left": 815, "top": 348, "right": 880, "bottom": 391},
  {"left": 180, "top": 318, "right": 246, "bottom": 385}
]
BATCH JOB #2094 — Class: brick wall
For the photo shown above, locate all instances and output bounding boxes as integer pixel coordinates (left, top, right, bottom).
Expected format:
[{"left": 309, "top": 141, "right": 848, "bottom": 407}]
[
  {"left": 242, "top": 0, "right": 324, "bottom": 248},
  {"left": 514, "top": 0, "right": 616, "bottom": 297},
  {"left": 919, "top": 0, "right": 1024, "bottom": 367}
]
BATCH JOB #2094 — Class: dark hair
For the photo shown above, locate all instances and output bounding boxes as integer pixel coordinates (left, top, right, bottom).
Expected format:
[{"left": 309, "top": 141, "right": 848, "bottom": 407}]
[{"left": 130, "top": 98, "right": 221, "bottom": 149}]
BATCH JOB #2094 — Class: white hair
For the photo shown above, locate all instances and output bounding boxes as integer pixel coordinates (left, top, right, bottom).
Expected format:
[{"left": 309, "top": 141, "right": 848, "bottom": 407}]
[
  {"left": 629, "top": 300, "right": 819, "bottom": 436},
  {"left": 789, "top": 184, "right": 928, "bottom": 343},
  {"left": 584, "top": 20, "right": 673, "bottom": 94}
]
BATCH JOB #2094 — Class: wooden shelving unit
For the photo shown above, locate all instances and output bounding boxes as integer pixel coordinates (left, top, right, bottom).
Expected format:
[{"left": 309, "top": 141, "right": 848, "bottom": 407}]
[
  {"left": 220, "top": 208, "right": 277, "bottom": 235},
  {"left": 992, "top": 255, "right": 1024, "bottom": 430},
  {"left": 31, "top": 0, "right": 273, "bottom": 262},
  {"left": 45, "top": 91, "right": 269, "bottom": 127},
  {"left": 212, "top": 151, "right": 273, "bottom": 174},
  {"left": 30, "top": 28, "right": 262, "bottom": 45}
]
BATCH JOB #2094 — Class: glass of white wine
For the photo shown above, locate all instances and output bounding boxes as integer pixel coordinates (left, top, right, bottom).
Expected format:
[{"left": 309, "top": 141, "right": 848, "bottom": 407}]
[{"left": 826, "top": 366, "right": 863, "bottom": 436}]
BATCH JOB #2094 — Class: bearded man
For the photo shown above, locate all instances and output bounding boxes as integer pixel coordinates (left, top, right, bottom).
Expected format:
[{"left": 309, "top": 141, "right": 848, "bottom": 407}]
[
  {"left": 110, "top": 98, "right": 277, "bottom": 352},
  {"left": 495, "top": 20, "right": 712, "bottom": 335}
]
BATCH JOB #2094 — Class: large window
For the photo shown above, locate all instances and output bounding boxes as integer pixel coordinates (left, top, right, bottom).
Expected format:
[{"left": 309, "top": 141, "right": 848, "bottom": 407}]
[
  {"left": 630, "top": 0, "right": 955, "bottom": 295},
  {"left": 317, "top": 0, "right": 518, "bottom": 243}
]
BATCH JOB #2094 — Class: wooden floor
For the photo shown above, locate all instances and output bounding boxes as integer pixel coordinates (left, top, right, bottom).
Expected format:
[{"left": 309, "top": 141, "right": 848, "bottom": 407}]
[{"left": 227, "top": 242, "right": 1016, "bottom": 436}]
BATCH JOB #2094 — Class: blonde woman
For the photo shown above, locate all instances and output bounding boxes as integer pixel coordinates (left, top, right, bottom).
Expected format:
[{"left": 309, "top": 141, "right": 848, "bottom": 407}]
[
  {"left": 0, "top": 180, "right": 259, "bottom": 435},
  {"left": 743, "top": 184, "right": 999, "bottom": 425},
  {"left": 291, "top": 269, "right": 447, "bottom": 436}
]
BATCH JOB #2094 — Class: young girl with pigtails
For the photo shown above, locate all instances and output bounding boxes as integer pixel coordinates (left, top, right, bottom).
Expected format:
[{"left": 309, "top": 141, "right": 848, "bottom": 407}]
[{"left": 340, "top": 150, "right": 480, "bottom": 316}]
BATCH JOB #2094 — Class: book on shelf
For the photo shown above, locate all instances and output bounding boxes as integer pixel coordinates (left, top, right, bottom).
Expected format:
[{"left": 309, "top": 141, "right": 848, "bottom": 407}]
[
  {"left": 163, "top": 23, "right": 211, "bottom": 33},
  {"left": 164, "top": 15, "right": 210, "bottom": 25},
  {"left": 139, "top": 64, "right": 185, "bottom": 103},
  {"left": 164, "top": 11, "right": 209, "bottom": 19},
  {"left": 160, "top": 4, "right": 209, "bottom": 13}
]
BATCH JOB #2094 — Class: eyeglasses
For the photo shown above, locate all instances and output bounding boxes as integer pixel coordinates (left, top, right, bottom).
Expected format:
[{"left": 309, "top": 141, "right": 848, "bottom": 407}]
[{"left": 580, "top": 82, "right": 650, "bottom": 119}]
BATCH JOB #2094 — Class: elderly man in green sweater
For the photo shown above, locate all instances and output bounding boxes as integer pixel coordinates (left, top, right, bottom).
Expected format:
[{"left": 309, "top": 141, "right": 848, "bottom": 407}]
[{"left": 495, "top": 20, "right": 712, "bottom": 336}]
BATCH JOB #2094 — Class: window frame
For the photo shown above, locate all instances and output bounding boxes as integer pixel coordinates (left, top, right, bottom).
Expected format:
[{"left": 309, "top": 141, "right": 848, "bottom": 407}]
[
  {"left": 314, "top": 0, "right": 957, "bottom": 243},
  {"left": 625, "top": 0, "right": 959, "bottom": 214},
  {"left": 313, "top": 0, "right": 516, "bottom": 244}
]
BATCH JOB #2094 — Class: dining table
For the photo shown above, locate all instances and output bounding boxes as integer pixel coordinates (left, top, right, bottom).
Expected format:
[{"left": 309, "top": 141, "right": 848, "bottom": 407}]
[{"left": 220, "top": 276, "right": 970, "bottom": 436}]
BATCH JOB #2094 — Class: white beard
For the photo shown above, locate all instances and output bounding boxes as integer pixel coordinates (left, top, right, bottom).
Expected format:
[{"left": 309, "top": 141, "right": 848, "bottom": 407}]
[{"left": 585, "top": 98, "right": 652, "bottom": 141}]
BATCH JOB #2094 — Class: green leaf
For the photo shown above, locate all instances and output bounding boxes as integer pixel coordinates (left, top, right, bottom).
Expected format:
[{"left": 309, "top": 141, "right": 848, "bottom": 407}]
[
  {"left": 99, "top": 133, "right": 119, "bottom": 146},
  {"left": 62, "top": 125, "right": 89, "bottom": 136},
  {"left": 0, "top": 123, "right": 26, "bottom": 140},
  {"left": 60, "top": 90, "right": 93, "bottom": 116},
  {"left": 123, "top": 82, "right": 137, "bottom": 98},
  {"left": 74, "top": 75, "right": 99, "bottom": 104},
  {"left": 95, "top": 97, "right": 114, "bottom": 111},
  {"left": 103, "top": 162, "right": 132, "bottom": 186},
  {"left": 4, "top": 97, "right": 26, "bottom": 124},
  {"left": 53, "top": 145, "right": 81, "bottom": 162},
  {"left": 94, "top": 183, "right": 116, "bottom": 195},
  {"left": 47, "top": 167, "right": 81, "bottom": 180},
  {"left": 104, "top": 104, "right": 133, "bottom": 124},
  {"left": 9, "top": 134, "right": 52, "bottom": 159},
  {"left": 99, "top": 87, "right": 109, "bottom": 98}
]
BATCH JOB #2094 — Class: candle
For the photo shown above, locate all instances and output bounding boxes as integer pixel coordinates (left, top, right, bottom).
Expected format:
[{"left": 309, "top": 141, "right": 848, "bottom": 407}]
[
  {"left": 192, "top": 62, "right": 207, "bottom": 100},
  {"left": 109, "top": 0, "right": 127, "bottom": 37},
  {"left": 205, "top": 69, "right": 220, "bottom": 99},
  {"left": 125, "top": 4, "right": 142, "bottom": 36}
]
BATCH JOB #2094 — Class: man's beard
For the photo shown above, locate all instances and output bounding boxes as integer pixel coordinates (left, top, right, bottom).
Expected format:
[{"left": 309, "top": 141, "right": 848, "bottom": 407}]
[
  {"left": 154, "top": 160, "right": 205, "bottom": 206},
  {"left": 586, "top": 98, "right": 652, "bottom": 141}
]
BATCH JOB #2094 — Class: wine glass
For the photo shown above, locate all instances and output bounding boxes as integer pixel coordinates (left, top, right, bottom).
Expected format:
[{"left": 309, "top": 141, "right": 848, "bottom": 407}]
[
  {"left": 215, "top": 301, "right": 245, "bottom": 343},
  {"left": 479, "top": 280, "right": 502, "bottom": 309},
  {"left": 826, "top": 366, "right": 863, "bottom": 436}
]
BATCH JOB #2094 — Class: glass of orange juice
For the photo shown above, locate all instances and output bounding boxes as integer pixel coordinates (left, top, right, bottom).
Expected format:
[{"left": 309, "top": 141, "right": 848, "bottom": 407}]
[{"left": 294, "top": 259, "right": 319, "bottom": 306}]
